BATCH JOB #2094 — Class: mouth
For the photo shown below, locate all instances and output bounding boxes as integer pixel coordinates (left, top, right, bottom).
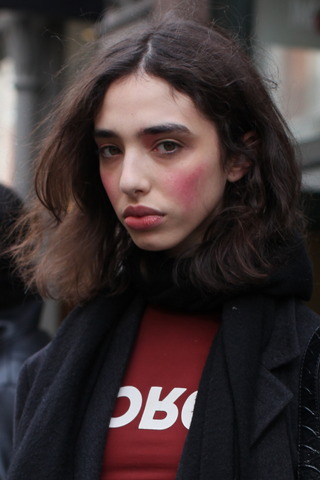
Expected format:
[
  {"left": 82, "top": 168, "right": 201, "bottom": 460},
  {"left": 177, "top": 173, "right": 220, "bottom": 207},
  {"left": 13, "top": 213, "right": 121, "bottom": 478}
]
[{"left": 123, "top": 205, "right": 165, "bottom": 231}]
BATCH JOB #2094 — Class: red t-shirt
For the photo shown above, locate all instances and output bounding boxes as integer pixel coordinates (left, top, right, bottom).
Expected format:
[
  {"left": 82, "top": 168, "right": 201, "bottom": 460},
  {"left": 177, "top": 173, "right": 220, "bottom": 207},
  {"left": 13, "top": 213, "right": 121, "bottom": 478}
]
[{"left": 101, "top": 305, "right": 221, "bottom": 480}]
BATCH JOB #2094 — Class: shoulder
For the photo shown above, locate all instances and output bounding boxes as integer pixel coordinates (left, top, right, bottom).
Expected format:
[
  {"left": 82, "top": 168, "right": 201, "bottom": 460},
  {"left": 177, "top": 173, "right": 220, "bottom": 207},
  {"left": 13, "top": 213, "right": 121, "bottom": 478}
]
[
  {"left": 14, "top": 342, "right": 51, "bottom": 428},
  {"left": 13, "top": 298, "right": 101, "bottom": 439},
  {"left": 16, "top": 297, "right": 102, "bottom": 381},
  {"left": 15, "top": 290, "right": 137, "bottom": 411},
  {"left": 18, "top": 341, "right": 50, "bottom": 388}
]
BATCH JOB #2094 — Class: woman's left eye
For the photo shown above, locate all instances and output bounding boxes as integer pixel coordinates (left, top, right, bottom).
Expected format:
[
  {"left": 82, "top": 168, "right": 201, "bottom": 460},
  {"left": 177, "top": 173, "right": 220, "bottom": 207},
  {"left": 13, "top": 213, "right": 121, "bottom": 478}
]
[{"left": 155, "top": 141, "right": 180, "bottom": 154}]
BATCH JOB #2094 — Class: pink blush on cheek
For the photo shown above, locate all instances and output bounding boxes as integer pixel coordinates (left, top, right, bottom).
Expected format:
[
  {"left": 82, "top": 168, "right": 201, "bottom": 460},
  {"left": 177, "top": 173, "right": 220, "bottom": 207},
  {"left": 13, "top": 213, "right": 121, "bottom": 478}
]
[{"left": 165, "top": 166, "right": 206, "bottom": 210}]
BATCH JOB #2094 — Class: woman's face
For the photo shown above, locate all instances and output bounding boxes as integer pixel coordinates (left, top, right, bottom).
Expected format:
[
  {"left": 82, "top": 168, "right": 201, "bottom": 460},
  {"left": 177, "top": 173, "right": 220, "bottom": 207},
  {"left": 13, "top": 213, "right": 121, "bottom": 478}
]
[{"left": 94, "top": 74, "right": 247, "bottom": 256}]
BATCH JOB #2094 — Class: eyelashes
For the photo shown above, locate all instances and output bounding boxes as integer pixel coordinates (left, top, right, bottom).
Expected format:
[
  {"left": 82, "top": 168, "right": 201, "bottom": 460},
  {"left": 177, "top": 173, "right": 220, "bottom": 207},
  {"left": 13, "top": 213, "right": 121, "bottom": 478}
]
[
  {"left": 98, "top": 145, "right": 122, "bottom": 158},
  {"left": 153, "top": 141, "right": 181, "bottom": 154},
  {"left": 98, "top": 140, "right": 182, "bottom": 159}
]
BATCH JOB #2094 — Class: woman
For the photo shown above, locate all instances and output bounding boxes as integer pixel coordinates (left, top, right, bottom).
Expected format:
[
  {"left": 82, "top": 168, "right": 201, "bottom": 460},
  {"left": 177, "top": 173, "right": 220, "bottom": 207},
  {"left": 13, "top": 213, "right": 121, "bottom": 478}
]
[{"left": 7, "top": 17, "right": 320, "bottom": 480}]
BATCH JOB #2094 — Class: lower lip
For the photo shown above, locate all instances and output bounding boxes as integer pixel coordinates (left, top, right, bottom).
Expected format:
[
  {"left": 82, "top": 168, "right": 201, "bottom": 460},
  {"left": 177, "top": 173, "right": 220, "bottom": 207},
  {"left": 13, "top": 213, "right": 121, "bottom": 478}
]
[{"left": 125, "top": 215, "right": 165, "bottom": 230}]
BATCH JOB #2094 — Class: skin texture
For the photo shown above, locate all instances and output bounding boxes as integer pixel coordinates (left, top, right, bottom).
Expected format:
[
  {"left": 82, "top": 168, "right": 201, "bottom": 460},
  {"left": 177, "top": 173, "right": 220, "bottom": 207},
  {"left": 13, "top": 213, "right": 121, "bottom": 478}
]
[{"left": 94, "top": 74, "right": 249, "bottom": 256}]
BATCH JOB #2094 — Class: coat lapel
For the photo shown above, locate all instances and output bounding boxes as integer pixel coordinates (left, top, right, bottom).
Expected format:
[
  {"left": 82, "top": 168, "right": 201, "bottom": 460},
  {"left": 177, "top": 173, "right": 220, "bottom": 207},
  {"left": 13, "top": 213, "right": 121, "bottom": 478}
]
[
  {"left": 74, "top": 294, "right": 146, "bottom": 480},
  {"left": 250, "top": 365, "right": 294, "bottom": 445},
  {"left": 250, "top": 298, "right": 301, "bottom": 447}
]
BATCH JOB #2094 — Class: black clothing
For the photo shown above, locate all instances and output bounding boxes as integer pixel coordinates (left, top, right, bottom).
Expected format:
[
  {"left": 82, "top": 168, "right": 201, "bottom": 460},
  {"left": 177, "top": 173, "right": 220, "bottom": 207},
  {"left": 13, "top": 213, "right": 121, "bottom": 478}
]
[
  {"left": 128, "top": 238, "right": 313, "bottom": 311},
  {"left": 7, "top": 240, "right": 320, "bottom": 480},
  {"left": 0, "top": 184, "right": 28, "bottom": 310},
  {"left": 0, "top": 184, "right": 51, "bottom": 480},
  {"left": 0, "top": 301, "right": 50, "bottom": 480}
]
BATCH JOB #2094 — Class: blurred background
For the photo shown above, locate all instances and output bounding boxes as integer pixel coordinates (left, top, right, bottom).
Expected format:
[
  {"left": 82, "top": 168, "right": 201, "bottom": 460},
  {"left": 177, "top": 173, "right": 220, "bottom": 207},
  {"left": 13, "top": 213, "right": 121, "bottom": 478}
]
[{"left": 0, "top": 0, "right": 319, "bottom": 334}]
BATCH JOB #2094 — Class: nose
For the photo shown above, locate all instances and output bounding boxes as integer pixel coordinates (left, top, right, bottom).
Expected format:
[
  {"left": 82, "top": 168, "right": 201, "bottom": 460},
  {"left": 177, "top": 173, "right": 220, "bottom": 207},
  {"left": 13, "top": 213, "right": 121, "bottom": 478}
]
[{"left": 119, "top": 151, "right": 151, "bottom": 197}]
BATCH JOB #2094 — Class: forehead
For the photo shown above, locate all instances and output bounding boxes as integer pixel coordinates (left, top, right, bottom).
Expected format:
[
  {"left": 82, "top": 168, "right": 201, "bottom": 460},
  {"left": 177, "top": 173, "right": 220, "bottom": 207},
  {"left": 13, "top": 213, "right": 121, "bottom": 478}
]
[{"left": 94, "top": 74, "right": 214, "bottom": 136}]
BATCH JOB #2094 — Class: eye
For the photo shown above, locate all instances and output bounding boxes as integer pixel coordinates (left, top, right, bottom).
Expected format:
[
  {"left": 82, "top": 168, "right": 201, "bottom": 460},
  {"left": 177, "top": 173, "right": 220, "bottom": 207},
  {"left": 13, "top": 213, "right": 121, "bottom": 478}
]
[
  {"left": 155, "top": 141, "right": 181, "bottom": 154},
  {"left": 98, "top": 145, "right": 122, "bottom": 158}
]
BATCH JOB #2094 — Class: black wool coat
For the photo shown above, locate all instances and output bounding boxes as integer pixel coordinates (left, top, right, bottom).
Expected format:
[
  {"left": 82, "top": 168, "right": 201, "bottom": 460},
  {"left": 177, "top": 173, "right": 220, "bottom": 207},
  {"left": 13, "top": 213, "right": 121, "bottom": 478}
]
[{"left": 6, "top": 289, "right": 320, "bottom": 480}]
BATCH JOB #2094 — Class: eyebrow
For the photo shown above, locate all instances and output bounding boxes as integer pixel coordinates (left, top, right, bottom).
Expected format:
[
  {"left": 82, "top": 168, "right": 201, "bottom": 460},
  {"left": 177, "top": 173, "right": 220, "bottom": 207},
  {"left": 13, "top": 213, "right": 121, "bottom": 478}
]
[
  {"left": 93, "top": 123, "right": 192, "bottom": 139},
  {"left": 139, "top": 123, "right": 192, "bottom": 137},
  {"left": 94, "top": 129, "right": 117, "bottom": 139}
]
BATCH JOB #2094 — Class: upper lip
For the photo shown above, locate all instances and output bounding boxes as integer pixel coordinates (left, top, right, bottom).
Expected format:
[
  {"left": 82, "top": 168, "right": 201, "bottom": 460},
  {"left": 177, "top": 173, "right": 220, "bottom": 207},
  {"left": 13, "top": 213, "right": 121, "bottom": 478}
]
[{"left": 123, "top": 205, "right": 165, "bottom": 218}]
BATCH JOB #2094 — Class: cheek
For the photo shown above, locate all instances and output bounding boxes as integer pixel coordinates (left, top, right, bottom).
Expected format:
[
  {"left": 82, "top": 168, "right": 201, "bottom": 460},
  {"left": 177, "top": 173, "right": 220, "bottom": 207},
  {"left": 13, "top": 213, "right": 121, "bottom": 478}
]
[{"left": 164, "top": 165, "right": 207, "bottom": 210}]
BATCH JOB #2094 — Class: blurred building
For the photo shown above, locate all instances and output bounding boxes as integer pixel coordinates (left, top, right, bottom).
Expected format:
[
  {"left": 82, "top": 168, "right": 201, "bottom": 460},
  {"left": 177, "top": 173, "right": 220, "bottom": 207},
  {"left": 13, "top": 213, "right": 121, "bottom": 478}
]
[
  {"left": 0, "top": 0, "right": 319, "bottom": 329},
  {"left": 253, "top": 0, "right": 320, "bottom": 314}
]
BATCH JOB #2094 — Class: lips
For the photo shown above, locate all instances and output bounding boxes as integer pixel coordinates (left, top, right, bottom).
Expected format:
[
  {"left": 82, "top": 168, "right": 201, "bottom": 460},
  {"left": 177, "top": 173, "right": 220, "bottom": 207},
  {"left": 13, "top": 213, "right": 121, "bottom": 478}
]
[{"left": 123, "top": 205, "right": 165, "bottom": 231}]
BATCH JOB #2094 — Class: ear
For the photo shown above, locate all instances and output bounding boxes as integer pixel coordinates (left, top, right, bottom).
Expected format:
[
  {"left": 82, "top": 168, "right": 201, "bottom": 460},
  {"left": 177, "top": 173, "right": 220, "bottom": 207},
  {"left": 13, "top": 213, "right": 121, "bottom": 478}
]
[
  {"left": 227, "top": 131, "right": 254, "bottom": 183},
  {"left": 227, "top": 155, "right": 251, "bottom": 183}
]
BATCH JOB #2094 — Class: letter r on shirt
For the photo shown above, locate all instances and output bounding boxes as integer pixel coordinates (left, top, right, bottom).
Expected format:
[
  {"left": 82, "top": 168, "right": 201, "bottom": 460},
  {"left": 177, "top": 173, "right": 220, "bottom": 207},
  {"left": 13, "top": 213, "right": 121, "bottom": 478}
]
[{"left": 139, "top": 387, "right": 186, "bottom": 430}]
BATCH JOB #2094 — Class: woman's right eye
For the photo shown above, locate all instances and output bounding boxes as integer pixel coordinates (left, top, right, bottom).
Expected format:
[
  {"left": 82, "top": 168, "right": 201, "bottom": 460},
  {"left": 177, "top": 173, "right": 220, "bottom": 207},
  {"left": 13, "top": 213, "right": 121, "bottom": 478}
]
[{"left": 98, "top": 145, "right": 122, "bottom": 158}]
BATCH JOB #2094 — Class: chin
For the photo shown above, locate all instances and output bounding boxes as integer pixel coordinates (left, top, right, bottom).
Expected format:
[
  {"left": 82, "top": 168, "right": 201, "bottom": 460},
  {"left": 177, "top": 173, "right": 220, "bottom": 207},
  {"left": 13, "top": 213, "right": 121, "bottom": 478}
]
[
  {"left": 132, "top": 240, "right": 169, "bottom": 252},
  {"left": 130, "top": 234, "right": 178, "bottom": 253}
]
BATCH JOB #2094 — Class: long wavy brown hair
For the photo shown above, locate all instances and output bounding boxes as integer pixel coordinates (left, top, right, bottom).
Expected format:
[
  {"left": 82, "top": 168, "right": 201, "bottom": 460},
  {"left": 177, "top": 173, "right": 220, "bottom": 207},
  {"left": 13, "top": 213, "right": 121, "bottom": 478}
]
[{"left": 12, "top": 17, "right": 304, "bottom": 304}]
